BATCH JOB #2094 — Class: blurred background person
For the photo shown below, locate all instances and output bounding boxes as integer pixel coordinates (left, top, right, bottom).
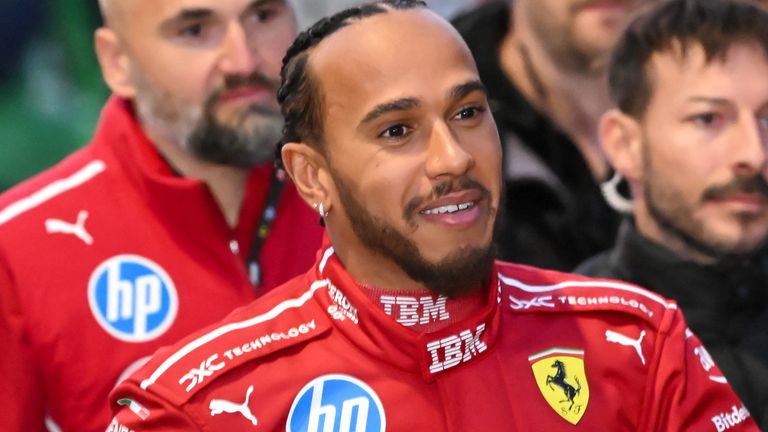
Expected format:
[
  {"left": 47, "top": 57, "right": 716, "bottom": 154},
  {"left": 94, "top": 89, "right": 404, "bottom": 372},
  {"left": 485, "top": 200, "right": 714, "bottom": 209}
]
[
  {"left": 452, "top": 0, "right": 653, "bottom": 270},
  {"left": 0, "top": 0, "right": 324, "bottom": 431},
  {"left": 0, "top": 1, "right": 489, "bottom": 192},
  {"left": 576, "top": 0, "right": 768, "bottom": 426}
]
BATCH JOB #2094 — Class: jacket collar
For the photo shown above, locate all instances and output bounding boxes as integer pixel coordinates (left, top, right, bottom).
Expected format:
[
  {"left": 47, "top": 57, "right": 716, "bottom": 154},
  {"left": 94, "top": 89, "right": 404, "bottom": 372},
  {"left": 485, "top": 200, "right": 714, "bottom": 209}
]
[
  {"left": 609, "top": 219, "right": 768, "bottom": 341},
  {"left": 90, "top": 96, "right": 274, "bottom": 253},
  {"left": 311, "top": 243, "right": 502, "bottom": 382}
]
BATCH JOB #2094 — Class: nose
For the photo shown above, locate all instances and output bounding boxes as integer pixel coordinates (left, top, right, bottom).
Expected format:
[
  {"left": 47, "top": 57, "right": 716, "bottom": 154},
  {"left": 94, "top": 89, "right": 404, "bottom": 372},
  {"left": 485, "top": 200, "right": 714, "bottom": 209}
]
[
  {"left": 218, "top": 23, "right": 259, "bottom": 76},
  {"left": 732, "top": 115, "right": 768, "bottom": 176},
  {"left": 425, "top": 121, "right": 475, "bottom": 179}
]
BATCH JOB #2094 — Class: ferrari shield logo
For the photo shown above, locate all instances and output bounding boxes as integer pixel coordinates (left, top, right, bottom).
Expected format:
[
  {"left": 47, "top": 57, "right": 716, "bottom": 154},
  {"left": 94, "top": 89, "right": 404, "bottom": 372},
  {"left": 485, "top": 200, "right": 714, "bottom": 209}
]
[{"left": 529, "top": 348, "right": 589, "bottom": 425}]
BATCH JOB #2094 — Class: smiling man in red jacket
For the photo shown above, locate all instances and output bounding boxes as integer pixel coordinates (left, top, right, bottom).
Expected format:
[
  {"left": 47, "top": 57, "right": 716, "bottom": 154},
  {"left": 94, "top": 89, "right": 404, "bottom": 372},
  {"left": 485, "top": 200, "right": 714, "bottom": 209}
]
[{"left": 106, "top": 1, "right": 758, "bottom": 430}]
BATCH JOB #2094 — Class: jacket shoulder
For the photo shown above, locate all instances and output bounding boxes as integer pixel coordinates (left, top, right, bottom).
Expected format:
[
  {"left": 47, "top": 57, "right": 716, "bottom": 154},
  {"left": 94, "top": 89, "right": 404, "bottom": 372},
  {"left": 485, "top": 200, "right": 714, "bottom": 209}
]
[
  {"left": 123, "top": 276, "right": 333, "bottom": 406},
  {"left": 496, "top": 261, "right": 677, "bottom": 328},
  {"left": 0, "top": 146, "right": 106, "bottom": 229}
]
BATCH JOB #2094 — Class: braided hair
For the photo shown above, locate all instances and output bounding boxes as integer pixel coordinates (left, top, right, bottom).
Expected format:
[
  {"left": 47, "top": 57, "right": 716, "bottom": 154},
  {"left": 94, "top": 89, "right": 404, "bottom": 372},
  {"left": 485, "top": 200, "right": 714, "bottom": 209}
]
[{"left": 276, "top": 0, "right": 427, "bottom": 165}]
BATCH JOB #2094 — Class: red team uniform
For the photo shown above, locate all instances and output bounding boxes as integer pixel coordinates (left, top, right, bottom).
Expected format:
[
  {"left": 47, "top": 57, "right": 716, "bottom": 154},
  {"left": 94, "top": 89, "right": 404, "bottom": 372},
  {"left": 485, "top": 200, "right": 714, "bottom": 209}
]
[
  {"left": 108, "top": 243, "right": 758, "bottom": 431},
  {"left": 0, "top": 97, "right": 324, "bottom": 432}
]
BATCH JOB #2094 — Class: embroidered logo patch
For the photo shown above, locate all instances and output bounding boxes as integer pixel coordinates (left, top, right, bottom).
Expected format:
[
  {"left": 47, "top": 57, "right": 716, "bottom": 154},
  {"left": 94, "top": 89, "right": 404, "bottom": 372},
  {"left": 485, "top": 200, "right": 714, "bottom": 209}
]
[
  {"left": 529, "top": 348, "right": 589, "bottom": 425},
  {"left": 209, "top": 385, "right": 259, "bottom": 427},
  {"left": 287, "top": 374, "right": 385, "bottom": 432},
  {"left": 88, "top": 255, "right": 177, "bottom": 342},
  {"left": 117, "top": 398, "right": 150, "bottom": 421}
]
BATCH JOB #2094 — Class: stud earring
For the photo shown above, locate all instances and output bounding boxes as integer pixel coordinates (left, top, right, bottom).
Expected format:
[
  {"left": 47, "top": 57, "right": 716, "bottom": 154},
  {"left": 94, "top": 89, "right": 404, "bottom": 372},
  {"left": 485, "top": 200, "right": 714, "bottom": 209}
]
[{"left": 318, "top": 202, "right": 330, "bottom": 218}]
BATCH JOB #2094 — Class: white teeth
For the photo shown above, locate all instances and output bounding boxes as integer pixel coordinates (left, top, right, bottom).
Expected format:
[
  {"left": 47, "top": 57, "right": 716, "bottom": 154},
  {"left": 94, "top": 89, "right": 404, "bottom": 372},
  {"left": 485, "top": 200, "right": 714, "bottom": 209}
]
[{"left": 422, "top": 201, "right": 474, "bottom": 215}]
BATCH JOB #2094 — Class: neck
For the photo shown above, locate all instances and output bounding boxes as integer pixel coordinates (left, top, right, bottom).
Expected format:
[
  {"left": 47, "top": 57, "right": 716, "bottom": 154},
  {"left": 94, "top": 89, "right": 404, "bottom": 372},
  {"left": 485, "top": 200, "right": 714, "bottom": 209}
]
[
  {"left": 151, "top": 134, "right": 249, "bottom": 228},
  {"left": 500, "top": 31, "right": 611, "bottom": 181},
  {"left": 633, "top": 201, "right": 717, "bottom": 266}
]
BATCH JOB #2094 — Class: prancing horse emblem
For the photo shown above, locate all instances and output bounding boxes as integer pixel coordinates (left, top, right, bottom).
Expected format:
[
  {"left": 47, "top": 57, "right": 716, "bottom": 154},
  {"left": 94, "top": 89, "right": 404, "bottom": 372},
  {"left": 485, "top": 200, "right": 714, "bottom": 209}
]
[
  {"left": 209, "top": 385, "right": 259, "bottom": 427},
  {"left": 529, "top": 348, "right": 590, "bottom": 425},
  {"left": 547, "top": 359, "right": 582, "bottom": 412}
]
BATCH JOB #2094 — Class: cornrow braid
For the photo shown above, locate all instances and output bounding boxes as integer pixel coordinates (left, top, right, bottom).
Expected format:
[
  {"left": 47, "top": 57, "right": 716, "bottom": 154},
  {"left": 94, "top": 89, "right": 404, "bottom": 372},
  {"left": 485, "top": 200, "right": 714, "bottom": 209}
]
[{"left": 275, "top": 0, "right": 427, "bottom": 166}]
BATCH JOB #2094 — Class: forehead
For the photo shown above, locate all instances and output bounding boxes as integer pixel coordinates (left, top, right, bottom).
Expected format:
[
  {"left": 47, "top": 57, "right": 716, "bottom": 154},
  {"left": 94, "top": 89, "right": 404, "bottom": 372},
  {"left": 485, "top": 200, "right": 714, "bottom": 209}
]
[
  {"left": 648, "top": 42, "right": 768, "bottom": 100},
  {"left": 120, "top": 0, "right": 281, "bottom": 25},
  {"left": 308, "top": 9, "right": 480, "bottom": 123}
]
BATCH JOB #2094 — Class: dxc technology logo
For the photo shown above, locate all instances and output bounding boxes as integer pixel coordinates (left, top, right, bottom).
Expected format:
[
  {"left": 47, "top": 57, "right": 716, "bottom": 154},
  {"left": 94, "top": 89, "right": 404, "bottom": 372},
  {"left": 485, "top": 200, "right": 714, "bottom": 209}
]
[
  {"left": 287, "top": 374, "right": 385, "bottom": 432},
  {"left": 88, "top": 255, "right": 178, "bottom": 342}
]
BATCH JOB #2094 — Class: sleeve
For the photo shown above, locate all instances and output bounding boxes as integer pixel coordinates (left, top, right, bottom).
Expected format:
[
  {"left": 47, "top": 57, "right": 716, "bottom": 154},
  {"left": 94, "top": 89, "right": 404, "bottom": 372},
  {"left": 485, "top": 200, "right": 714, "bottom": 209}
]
[
  {"left": 0, "top": 261, "right": 47, "bottom": 432},
  {"left": 106, "top": 381, "right": 202, "bottom": 431},
  {"left": 640, "top": 308, "right": 760, "bottom": 431}
]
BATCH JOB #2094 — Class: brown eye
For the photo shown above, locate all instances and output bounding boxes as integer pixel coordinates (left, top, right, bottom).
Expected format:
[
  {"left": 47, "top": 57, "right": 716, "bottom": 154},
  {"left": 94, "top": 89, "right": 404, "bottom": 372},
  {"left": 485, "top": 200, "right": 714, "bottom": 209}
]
[
  {"left": 179, "top": 23, "right": 205, "bottom": 38},
  {"left": 380, "top": 125, "right": 408, "bottom": 139},
  {"left": 453, "top": 105, "right": 486, "bottom": 121}
]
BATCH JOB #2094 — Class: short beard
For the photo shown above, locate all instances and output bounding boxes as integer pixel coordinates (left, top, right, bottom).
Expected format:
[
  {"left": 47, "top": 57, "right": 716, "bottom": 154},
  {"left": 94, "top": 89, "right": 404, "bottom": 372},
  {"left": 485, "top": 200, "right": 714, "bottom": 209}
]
[
  {"left": 132, "top": 70, "right": 284, "bottom": 168},
  {"left": 644, "top": 161, "right": 768, "bottom": 263},
  {"left": 187, "top": 101, "right": 283, "bottom": 169},
  {"left": 332, "top": 169, "right": 496, "bottom": 298}
]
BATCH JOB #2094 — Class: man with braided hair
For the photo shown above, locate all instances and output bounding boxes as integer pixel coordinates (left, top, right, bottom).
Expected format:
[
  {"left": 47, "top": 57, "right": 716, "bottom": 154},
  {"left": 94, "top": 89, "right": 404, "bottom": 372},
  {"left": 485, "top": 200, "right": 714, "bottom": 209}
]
[{"left": 107, "top": 1, "right": 757, "bottom": 430}]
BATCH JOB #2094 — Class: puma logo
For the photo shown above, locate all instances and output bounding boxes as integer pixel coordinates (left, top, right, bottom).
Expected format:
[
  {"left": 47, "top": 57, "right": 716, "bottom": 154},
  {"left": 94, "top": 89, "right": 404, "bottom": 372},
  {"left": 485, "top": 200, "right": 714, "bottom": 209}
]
[
  {"left": 45, "top": 210, "right": 93, "bottom": 245},
  {"left": 605, "top": 329, "right": 646, "bottom": 365},
  {"left": 209, "top": 384, "right": 258, "bottom": 427}
]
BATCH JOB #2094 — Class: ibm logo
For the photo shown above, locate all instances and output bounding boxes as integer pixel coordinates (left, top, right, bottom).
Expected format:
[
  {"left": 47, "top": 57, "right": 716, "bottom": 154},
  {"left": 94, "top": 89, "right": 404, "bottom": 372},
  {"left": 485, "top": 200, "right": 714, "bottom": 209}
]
[
  {"left": 287, "top": 374, "right": 385, "bottom": 432},
  {"left": 88, "top": 255, "right": 178, "bottom": 342}
]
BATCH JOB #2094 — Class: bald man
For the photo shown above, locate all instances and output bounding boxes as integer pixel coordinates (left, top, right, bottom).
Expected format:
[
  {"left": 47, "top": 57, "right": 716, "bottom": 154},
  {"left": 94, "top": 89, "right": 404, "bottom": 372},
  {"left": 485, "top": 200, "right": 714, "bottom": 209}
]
[{"left": 0, "top": 1, "right": 323, "bottom": 431}]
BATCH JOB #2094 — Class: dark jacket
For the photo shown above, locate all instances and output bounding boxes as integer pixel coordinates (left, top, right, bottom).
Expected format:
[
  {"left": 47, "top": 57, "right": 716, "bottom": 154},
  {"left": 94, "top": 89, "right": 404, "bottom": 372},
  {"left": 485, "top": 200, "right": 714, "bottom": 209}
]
[
  {"left": 576, "top": 220, "right": 768, "bottom": 428},
  {"left": 453, "top": 2, "right": 620, "bottom": 271}
]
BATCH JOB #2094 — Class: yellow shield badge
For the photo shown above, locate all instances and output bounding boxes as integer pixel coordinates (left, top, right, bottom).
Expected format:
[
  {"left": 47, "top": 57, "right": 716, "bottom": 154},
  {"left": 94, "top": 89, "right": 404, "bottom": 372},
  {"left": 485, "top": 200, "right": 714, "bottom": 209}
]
[{"left": 529, "top": 348, "right": 589, "bottom": 425}]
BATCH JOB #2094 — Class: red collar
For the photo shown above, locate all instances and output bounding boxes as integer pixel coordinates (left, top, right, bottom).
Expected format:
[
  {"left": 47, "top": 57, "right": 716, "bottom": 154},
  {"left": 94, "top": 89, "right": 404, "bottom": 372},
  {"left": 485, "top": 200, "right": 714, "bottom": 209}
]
[{"left": 311, "top": 244, "right": 502, "bottom": 382}]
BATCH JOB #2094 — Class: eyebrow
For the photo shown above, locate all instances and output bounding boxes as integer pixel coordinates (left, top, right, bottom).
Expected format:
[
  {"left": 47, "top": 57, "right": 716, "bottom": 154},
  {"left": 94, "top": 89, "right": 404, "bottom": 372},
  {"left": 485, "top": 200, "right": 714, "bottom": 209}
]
[
  {"left": 449, "top": 80, "right": 487, "bottom": 101},
  {"left": 159, "top": 8, "right": 214, "bottom": 33},
  {"left": 359, "top": 80, "right": 487, "bottom": 126},
  {"left": 686, "top": 96, "right": 731, "bottom": 106},
  {"left": 360, "top": 98, "right": 421, "bottom": 125},
  {"left": 159, "top": 0, "right": 279, "bottom": 30}
]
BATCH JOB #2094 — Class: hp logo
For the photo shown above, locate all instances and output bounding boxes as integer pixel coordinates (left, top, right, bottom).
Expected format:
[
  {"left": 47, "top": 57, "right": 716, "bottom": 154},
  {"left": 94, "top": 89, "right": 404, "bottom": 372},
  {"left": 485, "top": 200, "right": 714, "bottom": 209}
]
[
  {"left": 287, "top": 374, "right": 385, "bottom": 432},
  {"left": 88, "top": 255, "right": 178, "bottom": 342}
]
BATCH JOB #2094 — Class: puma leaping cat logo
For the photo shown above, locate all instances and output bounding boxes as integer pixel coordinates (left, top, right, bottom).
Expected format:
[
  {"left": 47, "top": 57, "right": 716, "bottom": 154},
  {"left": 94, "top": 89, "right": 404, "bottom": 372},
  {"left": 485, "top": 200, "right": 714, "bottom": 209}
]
[
  {"left": 209, "top": 385, "right": 258, "bottom": 427},
  {"left": 605, "top": 329, "right": 646, "bottom": 365},
  {"left": 45, "top": 210, "right": 93, "bottom": 245}
]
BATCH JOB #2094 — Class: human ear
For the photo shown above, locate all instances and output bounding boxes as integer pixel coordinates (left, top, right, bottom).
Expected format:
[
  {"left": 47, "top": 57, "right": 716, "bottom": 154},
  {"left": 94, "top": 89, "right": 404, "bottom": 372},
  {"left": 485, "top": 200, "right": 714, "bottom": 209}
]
[
  {"left": 281, "top": 143, "right": 333, "bottom": 211},
  {"left": 94, "top": 27, "right": 136, "bottom": 98},
  {"left": 599, "top": 109, "right": 644, "bottom": 182}
]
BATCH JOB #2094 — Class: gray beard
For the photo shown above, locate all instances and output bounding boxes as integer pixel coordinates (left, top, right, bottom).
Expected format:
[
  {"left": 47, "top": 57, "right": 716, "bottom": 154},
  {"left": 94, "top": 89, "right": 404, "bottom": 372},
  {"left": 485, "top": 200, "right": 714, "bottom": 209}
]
[{"left": 133, "top": 77, "right": 283, "bottom": 169}]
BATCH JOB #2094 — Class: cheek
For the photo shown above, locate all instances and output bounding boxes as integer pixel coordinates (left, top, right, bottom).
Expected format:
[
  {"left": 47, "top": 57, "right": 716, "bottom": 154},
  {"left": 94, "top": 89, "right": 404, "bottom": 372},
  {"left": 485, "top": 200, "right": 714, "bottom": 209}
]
[
  {"left": 256, "top": 22, "right": 297, "bottom": 76},
  {"left": 462, "top": 126, "right": 502, "bottom": 184},
  {"left": 134, "top": 48, "right": 216, "bottom": 103}
]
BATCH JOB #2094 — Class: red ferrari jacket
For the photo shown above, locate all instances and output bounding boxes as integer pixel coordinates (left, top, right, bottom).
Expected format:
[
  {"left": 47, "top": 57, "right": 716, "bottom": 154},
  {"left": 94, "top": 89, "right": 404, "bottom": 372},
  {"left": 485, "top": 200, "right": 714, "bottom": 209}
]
[
  {"left": 107, "top": 245, "right": 758, "bottom": 431},
  {"left": 0, "top": 97, "right": 324, "bottom": 432}
]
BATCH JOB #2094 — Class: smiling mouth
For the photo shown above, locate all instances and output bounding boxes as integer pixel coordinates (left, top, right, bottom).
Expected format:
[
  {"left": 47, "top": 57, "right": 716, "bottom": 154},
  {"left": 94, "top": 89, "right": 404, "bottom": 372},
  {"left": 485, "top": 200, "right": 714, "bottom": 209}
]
[{"left": 420, "top": 201, "right": 475, "bottom": 215}]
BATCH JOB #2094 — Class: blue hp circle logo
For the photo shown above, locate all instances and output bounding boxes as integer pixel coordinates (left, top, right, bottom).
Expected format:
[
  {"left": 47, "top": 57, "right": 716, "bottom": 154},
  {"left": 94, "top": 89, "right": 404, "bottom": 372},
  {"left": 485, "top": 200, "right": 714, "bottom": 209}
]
[
  {"left": 88, "top": 255, "right": 178, "bottom": 342},
  {"left": 287, "top": 374, "right": 385, "bottom": 432}
]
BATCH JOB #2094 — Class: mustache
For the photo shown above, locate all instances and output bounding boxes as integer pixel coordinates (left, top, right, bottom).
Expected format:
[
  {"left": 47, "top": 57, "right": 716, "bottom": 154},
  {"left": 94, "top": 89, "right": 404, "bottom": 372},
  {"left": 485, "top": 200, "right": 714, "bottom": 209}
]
[
  {"left": 702, "top": 175, "right": 768, "bottom": 201},
  {"left": 570, "top": 0, "right": 631, "bottom": 13},
  {"left": 223, "top": 71, "right": 280, "bottom": 93},
  {"left": 403, "top": 177, "right": 491, "bottom": 220},
  {"left": 201, "top": 71, "right": 281, "bottom": 117},
  {"left": 204, "top": 71, "right": 280, "bottom": 105}
]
